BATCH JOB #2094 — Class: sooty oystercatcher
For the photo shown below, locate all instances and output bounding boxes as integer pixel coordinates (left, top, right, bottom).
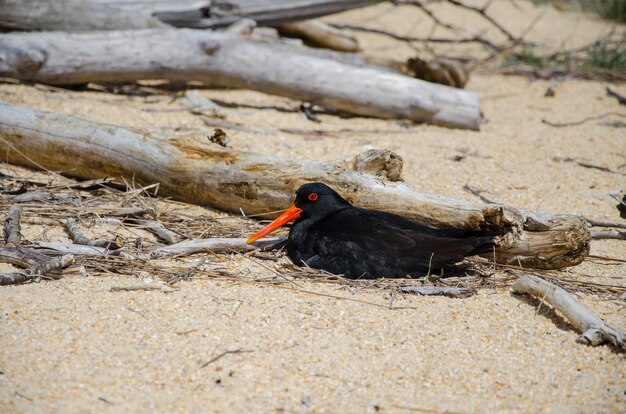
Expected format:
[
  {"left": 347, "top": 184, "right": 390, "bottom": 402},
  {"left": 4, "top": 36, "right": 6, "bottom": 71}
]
[{"left": 246, "top": 183, "right": 497, "bottom": 279}]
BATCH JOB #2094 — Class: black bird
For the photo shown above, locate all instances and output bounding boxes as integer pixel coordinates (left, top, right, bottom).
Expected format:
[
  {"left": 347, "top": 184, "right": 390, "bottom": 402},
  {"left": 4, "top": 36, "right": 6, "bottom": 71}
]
[{"left": 247, "top": 183, "right": 497, "bottom": 279}]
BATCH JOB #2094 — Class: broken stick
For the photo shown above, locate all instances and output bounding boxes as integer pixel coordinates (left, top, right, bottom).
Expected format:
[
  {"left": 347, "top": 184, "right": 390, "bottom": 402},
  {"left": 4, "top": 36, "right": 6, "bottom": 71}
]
[
  {"left": 64, "top": 218, "right": 122, "bottom": 250},
  {"left": 3, "top": 204, "right": 22, "bottom": 245},
  {"left": 0, "top": 254, "right": 74, "bottom": 286},
  {"left": 150, "top": 237, "right": 283, "bottom": 258},
  {"left": 511, "top": 275, "right": 625, "bottom": 348}
]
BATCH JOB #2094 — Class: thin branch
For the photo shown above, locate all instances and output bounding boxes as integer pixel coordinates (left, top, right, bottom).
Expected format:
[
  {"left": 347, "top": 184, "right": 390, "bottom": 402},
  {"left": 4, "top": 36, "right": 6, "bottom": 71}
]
[
  {"left": 446, "top": 0, "right": 517, "bottom": 41},
  {"left": 149, "top": 237, "right": 283, "bottom": 258},
  {"left": 543, "top": 112, "right": 626, "bottom": 128},
  {"left": 200, "top": 349, "right": 253, "bottom": 368},
  {"left": 331, "top": 23, "right": 502, "bottom": 51},
  {"left": 462, "top": 184, "right": 497, "bottom": 204},
  {"left": 64, "top": 218, "right": 122, "bottom": 250},
  {"left": 553, "top": 156, "right": 625, "bottom": 176}
]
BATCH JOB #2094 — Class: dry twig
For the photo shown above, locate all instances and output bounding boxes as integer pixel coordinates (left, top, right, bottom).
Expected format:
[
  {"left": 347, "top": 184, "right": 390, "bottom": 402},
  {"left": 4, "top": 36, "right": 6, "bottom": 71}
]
[
  {"left": 543, "top": 112, "right": 626, "bottom": 128},
  {"left": 64, "top": 218, "right": 122, "bottom": 250},
  {"left": 200, "top": 349, "right": 253, "bottom": 368},
  {"left": 462, "top": 184, "right": 497, "bottom": 204}
]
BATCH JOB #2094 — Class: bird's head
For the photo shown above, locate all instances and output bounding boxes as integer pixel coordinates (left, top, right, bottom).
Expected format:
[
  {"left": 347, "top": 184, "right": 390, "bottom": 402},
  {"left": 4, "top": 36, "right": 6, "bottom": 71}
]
[{"left": 246, "top": 182, "right": 350, "bottom": 244}]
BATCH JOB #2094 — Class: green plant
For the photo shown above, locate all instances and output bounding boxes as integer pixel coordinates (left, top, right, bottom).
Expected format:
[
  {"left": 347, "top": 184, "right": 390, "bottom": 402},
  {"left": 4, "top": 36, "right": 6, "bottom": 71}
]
[{"left": 504, "top": 33, "right": 625, "bottom": 79}]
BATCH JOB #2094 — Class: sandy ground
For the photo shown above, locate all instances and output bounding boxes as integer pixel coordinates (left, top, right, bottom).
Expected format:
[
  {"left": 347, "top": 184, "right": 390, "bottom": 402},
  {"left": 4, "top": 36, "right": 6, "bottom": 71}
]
[{"left": 1, "top": 1, "right": 625, "bottom": 413}]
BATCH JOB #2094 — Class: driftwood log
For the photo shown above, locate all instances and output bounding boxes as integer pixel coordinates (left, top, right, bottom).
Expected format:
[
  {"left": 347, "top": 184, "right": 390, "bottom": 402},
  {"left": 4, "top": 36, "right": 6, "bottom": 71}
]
[
  {"left": 0, "top": 101, "right": 589, "bottom": 269},
  {"left": 0, "top": 0, "right": 382, "bottom": 31},
  {"left": 0, "top": 29, "right": 482, "bottom": 130},
  {"left": 512, "top": 275, "right": 625, "bottom": 348}
]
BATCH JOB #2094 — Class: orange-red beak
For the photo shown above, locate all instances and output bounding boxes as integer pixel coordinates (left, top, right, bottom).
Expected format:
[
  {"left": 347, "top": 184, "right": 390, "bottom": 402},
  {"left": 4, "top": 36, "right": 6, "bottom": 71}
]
[{"left": 246, "top": 204, "right": 303, "bottom": 244}]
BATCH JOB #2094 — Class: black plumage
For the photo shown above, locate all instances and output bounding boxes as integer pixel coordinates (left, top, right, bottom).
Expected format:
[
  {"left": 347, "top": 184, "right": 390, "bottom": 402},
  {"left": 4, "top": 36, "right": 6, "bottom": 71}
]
[{"left": 247, "top": 183, "right": 497, "bottom": 279}]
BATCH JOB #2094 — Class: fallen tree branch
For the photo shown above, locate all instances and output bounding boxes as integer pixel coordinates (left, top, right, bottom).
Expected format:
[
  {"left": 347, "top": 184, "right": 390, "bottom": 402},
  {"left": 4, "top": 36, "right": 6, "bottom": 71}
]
[
  {"left": 150, "top": 237, "right": 283, "bottom": 258},
  {"left": 0, "top": 29, "right": 482, "bottom": 130},
  {"left": 511, "top": 275, "right": 625, "bottom": 348},
  {"left": 0, "top": 101, "right": 590, "bottom": 269},
  {"left": 3, "top": 204, "right": 22, "bottom": 245},
  {"left": 64, "top": 218, "right": 122, "bottom": 250},
  {"left": 0, "top": 254, "right": 74, "bottom": 286}
]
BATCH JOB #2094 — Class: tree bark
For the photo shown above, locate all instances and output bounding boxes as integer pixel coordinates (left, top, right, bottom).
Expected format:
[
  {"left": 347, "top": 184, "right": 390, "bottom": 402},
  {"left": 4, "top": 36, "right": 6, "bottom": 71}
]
[
  {"left": 0, "top": 0, "right": 382, "bottom": 31},
  {"left": 0, "top": 101, "right": 590, "bottom": 269},
  {"left": 0, "top": 29, "right": 482, "bottom": 130}
]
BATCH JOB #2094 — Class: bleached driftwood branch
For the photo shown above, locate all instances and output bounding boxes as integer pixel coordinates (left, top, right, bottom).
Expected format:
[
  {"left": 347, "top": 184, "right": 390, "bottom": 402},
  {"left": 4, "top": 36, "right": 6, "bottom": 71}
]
[
  {"left": 36, "top": 242, "right": 111, "bottom": 256},
  {"left": 0, "top": 254, "right": 74, "bottom": 286},
  {"left": 150, "top": 237, "right": 283, "bottom": 258},
  {"left": 0, "top": 101, "right": 590, "bottom": 269},
  {"left": 0, "top": 29, "right": 482, "bottom": 130},
  {"left": 0, "top": 0, "right": 382, "bottom": 31},
  {"left": 511, "top": 275, "right": 625, "bottom": 348}
]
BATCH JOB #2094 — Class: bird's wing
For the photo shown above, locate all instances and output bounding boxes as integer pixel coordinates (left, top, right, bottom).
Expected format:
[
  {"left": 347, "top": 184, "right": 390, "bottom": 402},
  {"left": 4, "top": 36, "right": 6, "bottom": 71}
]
[{"left": 311, "top": 208, "right": 487, "bottom": 271}]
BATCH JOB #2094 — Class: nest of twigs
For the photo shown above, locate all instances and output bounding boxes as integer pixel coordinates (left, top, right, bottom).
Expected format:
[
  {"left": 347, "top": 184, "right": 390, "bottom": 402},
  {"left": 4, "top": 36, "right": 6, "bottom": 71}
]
[{"left": 1, "top": 164, "right": 623, "bottom": 300}]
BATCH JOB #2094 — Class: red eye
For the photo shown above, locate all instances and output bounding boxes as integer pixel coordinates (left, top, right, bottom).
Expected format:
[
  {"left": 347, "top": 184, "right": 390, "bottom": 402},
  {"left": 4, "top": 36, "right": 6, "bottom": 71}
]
[{"left": 308, "top": 193, "right": 318, "bottom": 201}]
